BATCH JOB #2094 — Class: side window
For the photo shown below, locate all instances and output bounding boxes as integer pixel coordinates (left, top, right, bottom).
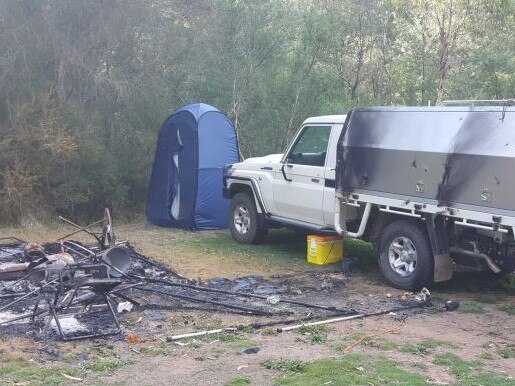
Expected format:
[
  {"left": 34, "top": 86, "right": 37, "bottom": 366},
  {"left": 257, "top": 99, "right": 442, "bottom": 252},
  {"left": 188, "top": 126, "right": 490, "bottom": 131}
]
[{"left": 287, "top": 126, "right": 331, "bottom": 167}]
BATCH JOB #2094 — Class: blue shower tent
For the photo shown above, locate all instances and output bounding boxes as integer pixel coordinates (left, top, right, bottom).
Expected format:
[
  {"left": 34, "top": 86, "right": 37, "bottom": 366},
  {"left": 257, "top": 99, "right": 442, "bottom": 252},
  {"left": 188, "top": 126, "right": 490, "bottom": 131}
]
[{"left": 146, "top": 103, "right": 240, "bottom": 230}]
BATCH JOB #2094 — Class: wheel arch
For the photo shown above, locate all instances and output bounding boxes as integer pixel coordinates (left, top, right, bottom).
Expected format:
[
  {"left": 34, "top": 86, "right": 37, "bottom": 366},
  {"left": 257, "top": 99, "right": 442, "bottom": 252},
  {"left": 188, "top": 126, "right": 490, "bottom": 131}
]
[
  {"left": 368, "top": 211, "right": 423, "bottom": 251},
  {"left": 225, "top": 178, "right": 266, "bottom": 214}
]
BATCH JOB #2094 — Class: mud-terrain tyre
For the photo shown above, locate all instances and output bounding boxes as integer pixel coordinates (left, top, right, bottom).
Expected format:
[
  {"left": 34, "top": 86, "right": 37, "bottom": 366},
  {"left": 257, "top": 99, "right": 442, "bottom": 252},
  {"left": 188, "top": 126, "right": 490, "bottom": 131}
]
[
  {"left": 378, "top": 220, "right": 434, "bottom": 291},
  {"left": 229, "top": 193, "right": 267, "bottom": 244}
]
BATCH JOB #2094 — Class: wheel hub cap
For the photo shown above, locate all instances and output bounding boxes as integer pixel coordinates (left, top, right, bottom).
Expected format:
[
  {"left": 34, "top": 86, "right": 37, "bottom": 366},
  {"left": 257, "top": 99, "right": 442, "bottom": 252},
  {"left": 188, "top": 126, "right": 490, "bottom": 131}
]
[{"left": 388, "top": 237, "right": 417, "bottom": 277}]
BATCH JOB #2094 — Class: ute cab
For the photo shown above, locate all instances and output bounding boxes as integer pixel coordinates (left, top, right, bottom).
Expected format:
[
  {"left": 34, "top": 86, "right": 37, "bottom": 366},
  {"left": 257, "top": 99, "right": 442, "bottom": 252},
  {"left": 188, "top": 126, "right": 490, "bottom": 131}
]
[{"left": 223, "top": 115, "right": 346, "bottom": 243}]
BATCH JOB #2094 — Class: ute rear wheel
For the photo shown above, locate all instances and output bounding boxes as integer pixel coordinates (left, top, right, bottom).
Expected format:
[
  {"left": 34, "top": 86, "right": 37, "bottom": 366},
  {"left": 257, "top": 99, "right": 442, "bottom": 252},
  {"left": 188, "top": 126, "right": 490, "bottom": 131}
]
[
  {"left": 229, "top": 193, "right": 267, "bottom": 244},
  {"left": 378, "top": 220, "right": 434, "bottom": 290}
]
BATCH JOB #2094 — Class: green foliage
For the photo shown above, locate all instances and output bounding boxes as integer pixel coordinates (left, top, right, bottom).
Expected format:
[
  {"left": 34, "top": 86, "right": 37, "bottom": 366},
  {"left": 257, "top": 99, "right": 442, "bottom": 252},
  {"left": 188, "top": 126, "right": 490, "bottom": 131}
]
[
  {"left": 475, "top": 295, "right": 499, "bottom": 304},
  {"left": 344, "top": 239, "right": 377, "bottom": 271},
  {"left": 432, "top": 352, "right": 513, "bottom": 385},
  {"left": 501, "top": 274, "right": 515, "bottom": 294},
  {"left": 261, "top": 328, "right": 279, "bottom": 336},
  {"left": 138, "top": 345, "right": 177, "bottom": 357},
  {"left": 400, "top": 338, "right": 452, "bottom": 356},
  {"left": 85, "top": 359, "right": 133, "bottom": 373},
  {"left": 298, "top": 324, "right": 328, "bottom": 344},
  {"left": 183, "top": 229, "right": 307, "bottom": 268},
  {"left": 225, "top": 377, "right": 252, "bottom": 386},
  {"left": 478, "top": 352, "right": 495, "bottom": 360},
  {"left": 498, "top": 346, "right": 515, "bottom": 359},
  {"left": 0, "top": 356, "right": 80, "bottom": 385},
  {"left": 458, "top": 302, "right": 486, "bottom": 314},
  {"left": 268, "top": 354, "right": 428, "bottom": 386},
  {"left": 499, "top": 304, "right": 515, "bottom": 315},
  {"left": 227, "top": 339, "right": 259, "bottom": 350},
  {"left": 262, "top": 359, "right": 307, "bottom": 373},
  {"left": 332, "top": 333, "right": 398, "bottom": 352},
  {"left": 192, "top": 332, "right": 240, "bottom": 343},
  {"left": 1, "top": 0, "right": 514, "bottom": 223}
]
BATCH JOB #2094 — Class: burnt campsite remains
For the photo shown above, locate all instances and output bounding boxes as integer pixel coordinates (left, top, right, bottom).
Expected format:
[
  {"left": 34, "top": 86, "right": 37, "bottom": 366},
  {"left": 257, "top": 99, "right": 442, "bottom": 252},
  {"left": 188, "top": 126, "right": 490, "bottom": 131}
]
[{"left": 0, "top": 210, "right": 428, "bottom": 343}]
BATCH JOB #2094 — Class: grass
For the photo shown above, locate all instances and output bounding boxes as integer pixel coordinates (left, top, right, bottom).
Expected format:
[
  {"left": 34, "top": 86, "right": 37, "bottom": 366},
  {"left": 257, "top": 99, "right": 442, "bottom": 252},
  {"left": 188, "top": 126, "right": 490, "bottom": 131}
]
[
  {"left": 501, "top": 274, "right": 515, "bottom": 294},
  {"left": 0, "top": 357, "right": 82, "bottom": 385},
  {"left": 1, "top": 221, "right": 380, "bottom": 281},
  {"left": 186, "top": 231, "right": 303, "bottom": 259},
  {"left": 498, "top": 345, "right": 515, "bottom": 359},
  {"left": 262, "top": 359, "right": 307, "bottom": 373},
  {"left": 0, "top": 337, "right": 133, "bottom": 384},
  {"left": 478, "top": 352, "right": 495, "bottom": 360},
  {"left": 0, "top": 222, "right": 89, "bottom": 244},
  {"left": 400, "top": 338, "right": 453, "bottom": 356},
  {"left": 85, "top": 359, "right": 133, "bottom": 373},
  {"left": 225, "top": 377, "right": 251, "bottom": 386},
  {"left": 120, "top": 225, "right": 340, "bottom": 279},
  {"left": 475, "top": 295, "right": 499, "bottom": 304},
  {"left": 190, "top": 332, "right": 238, "bottom": 342},
  {"left": 458, "top": 302, "right": 486, "bottom": 314},
  {"left": 343, "top": 238, "right": 377, "bottom": 270},
  {"left": 227, "top": 338, "right": 259, "bottom": 350},
  {"left": 433, "top": 352, "right": 514, "bottom": 385},
  {"left": 297, "top": 324, "right": 328, "bottom": 344},
  {"left": 498, "top": 304, "right": 515, "bottom": 315},
  {"left": 138, "top": 345, "right": 177, "bottom": 357},
  {"left": 187, "top": 332, "right": 258, "bottom": 350},
  {"left": 182, "top": 231, "right": 379, "bottom": 272},
  {"left": 436, "top": 271, "right": 514, "bottom": 294},
  {"left": 413, "top": 362, "right": 428, "bottom": 371},
  {"left": 333, "top": 332, "right": 398, "bottom": 352},
  {"left": 265, "top": 354, "right": 428, "bottom": 386}
]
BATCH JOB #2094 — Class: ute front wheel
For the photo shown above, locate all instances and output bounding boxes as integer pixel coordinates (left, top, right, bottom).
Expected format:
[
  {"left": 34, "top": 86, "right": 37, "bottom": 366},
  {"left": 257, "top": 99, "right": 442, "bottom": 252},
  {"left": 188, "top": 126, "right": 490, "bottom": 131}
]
[{"left": 229, "top": 193, "right": 267, "bottom": 244}]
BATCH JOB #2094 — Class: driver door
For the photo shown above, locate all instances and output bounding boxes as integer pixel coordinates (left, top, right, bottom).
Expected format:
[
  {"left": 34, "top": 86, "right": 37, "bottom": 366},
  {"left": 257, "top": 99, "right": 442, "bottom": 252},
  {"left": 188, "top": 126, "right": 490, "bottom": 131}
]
[{"left": 273, "top": 125, "right": 332, "bottom": 225}]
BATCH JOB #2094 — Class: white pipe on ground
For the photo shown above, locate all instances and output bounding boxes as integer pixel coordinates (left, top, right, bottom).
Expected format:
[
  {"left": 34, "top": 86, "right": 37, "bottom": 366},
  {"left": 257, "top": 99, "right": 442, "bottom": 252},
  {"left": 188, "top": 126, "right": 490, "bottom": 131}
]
[
  {"left": 167, "top": 327, "right": 237, "bottom": 341},
  {"left": 277, "top": 314, "right": 365, "bottom": 332}
]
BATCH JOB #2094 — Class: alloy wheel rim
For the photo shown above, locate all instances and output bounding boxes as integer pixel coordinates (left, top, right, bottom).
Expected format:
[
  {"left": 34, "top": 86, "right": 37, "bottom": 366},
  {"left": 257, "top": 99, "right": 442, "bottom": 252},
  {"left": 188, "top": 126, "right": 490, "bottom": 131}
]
[
  {"left": 388, "top": 236, "right": 417, "bottom": 277},
  {"left": 234, "top": 205, "right": 250, "bottom": 234}
]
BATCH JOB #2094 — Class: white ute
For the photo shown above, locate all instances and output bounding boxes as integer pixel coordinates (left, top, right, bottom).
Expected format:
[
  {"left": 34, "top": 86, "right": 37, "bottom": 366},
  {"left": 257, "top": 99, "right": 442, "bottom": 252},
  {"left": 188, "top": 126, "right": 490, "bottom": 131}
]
[{"left": 224, "top": 106, "right": 515, "bottom": 290}]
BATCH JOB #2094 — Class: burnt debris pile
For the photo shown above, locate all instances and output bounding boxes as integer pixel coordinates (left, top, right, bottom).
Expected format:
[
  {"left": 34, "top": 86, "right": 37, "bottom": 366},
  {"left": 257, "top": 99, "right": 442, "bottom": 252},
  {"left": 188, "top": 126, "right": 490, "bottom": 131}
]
[{"left": 0, "top": 210, "right": 428, "bottom": 342}]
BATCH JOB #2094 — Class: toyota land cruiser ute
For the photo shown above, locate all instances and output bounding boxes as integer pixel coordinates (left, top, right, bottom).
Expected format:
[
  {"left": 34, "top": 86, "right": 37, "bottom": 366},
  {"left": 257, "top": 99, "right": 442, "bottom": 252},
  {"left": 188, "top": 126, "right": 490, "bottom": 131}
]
[{"left": 223, "top": 106, "right": 515, "bottom": 290}]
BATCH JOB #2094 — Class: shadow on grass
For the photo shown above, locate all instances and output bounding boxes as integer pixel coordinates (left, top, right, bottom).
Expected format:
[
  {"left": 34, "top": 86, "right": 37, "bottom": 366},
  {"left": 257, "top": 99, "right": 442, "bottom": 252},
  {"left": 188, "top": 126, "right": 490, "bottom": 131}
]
[
  {"left": 173, "top": 229, "right": 310, "bottom": 271},
  {"left": 182, "top": 229, "right": 379, "bottom": 271},
  {"left": 187, "top": 229, "right": 306, "bottom": 259},
  {"left": 434, "top": 272, "right": 514, "bottom": 295},
  {"left": 176, "top": 228, "right": 514, "bottom": 294}
]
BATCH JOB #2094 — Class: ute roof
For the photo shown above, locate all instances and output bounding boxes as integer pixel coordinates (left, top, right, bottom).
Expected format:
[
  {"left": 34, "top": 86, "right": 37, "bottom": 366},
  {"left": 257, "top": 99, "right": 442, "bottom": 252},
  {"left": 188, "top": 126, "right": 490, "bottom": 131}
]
[{"left": 302, "top": 115, "right": 347, "bottom": 125}]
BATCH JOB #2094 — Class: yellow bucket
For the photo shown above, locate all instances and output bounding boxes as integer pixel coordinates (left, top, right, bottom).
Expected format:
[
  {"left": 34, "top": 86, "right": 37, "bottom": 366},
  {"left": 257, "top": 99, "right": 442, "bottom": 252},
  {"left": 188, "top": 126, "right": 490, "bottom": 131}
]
[{"left": 306, "top": 235, "right": 343, "bottom": 265}]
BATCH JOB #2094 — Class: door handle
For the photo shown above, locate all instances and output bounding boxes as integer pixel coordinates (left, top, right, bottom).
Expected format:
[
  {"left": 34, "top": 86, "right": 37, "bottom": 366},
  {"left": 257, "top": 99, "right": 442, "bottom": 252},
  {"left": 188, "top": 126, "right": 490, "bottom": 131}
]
[
  {"left": 311, "top": 177, "right": 320, "bottom": 183},
  {"left": 260, "top": 166, "right": 273, "bottom": 170},
  {"left": 286, "top": 164, "right": 293, "bottom": 168}
]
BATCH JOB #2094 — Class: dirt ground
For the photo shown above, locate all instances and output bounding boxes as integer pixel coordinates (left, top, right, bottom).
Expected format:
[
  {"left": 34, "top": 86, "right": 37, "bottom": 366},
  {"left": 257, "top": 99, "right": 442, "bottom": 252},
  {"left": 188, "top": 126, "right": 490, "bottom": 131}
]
[{"left": 0, "top": 223, "right": 514, "bottom": 385}]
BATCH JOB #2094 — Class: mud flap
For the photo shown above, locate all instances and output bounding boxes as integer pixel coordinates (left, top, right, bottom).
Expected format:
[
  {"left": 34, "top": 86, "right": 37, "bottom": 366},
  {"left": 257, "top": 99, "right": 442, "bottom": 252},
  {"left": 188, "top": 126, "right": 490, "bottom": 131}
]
[
  {"left": 434, "top": 253, "right": 454, "bottom": 282},
  {"left": 426, "top": 214, "right": 453, "bottom": 283}
]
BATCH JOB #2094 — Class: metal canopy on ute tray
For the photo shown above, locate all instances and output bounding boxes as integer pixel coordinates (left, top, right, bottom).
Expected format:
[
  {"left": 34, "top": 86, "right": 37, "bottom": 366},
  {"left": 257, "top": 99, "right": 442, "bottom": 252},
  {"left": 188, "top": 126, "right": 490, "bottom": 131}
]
[{"left": 336, "top": 106, "right": 515, "bottom": 217}]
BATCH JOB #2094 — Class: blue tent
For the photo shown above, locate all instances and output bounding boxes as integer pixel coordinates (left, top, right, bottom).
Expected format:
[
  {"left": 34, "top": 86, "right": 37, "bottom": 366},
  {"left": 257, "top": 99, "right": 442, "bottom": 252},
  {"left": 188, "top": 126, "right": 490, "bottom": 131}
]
[{"left": 147, "top": 103, "right": 240, "bottom": 230}]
